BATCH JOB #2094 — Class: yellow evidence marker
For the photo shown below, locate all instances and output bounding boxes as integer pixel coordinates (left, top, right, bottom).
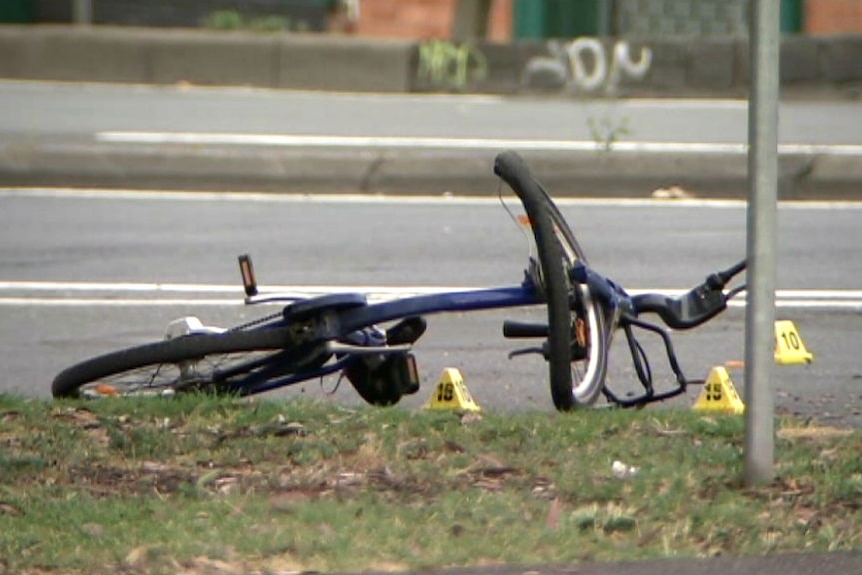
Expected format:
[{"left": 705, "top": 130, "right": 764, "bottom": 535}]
[
  {"left": 425, "top": 368, "right": 481, "bottom": 412},
  {"left": 774, "top": 320, "right": 814, "bottom": 365},
  {"left": 693, "top": 366, "right": 745, "bottom": 415}
]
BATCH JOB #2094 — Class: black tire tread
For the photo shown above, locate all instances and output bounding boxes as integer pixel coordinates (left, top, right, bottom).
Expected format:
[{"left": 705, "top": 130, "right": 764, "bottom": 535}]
[
  {"left": 52, "top": 327, "right": 292, "bottom": 398},
  {"left": 494, "top": 150, "right": 608, "bottom": 410}
]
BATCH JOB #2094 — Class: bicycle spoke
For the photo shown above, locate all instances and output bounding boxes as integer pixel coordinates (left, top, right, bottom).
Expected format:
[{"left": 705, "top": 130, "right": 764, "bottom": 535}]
[{"left": 76, "top": 350, "right": 275, "bottom": 397}]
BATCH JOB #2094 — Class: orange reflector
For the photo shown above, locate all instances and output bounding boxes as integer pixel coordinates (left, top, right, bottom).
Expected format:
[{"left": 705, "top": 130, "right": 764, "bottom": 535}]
[
  {"left": 94, "top": 384, "right": 120, "bottom": 396},
  {"left": 238, "top": 254, "right": 258, "bottom": 297},
  {"left": 406, "top": 354, "right": 419, "bottom": 386},
  {"left": 575, "top": 317, "right": 588, "bottom": 348},
  {"left": 517, "top": 214, "right": 532, "bottom": 227}
]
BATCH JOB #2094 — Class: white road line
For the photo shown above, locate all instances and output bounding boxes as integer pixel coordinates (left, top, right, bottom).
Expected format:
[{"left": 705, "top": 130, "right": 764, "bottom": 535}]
[
  {"left": 95, "top": 131, "right": 862, "bottom": 156},
  {"left": 1, "top": 283, "right": 860, "bottom": 309},
  {"left": 0, "top": 281, "right": 241, "bottom": 293},
  {"left": 3, "top": 188, "right": 861, "bottom": 210},
  {"left": 0, "top": 281, "right": 481, "bottom": 295},
  {"left": 3, "top": 299, "right": 860, "bottom": 310},
  {"left": 0, "top": 298, "right": 242, "bottom": 307}
]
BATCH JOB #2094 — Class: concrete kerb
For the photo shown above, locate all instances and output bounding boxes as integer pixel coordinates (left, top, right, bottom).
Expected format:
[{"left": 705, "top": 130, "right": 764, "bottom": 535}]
[{"left": 2, "top": 137, "right": 859, "bottom": 200}]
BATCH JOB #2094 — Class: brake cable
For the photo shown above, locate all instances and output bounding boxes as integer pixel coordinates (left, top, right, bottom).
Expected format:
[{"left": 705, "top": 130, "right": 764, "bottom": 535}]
[{"left": 497, "top": 180, "right": 536, "bottom": 261}]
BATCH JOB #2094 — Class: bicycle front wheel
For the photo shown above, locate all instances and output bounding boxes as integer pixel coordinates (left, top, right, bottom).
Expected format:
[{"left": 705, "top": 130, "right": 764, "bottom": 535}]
[
  {"left": 494, "top": 151, "right": 608, "bottom": 410},
  {"left": 52, "top": 328, "right": 294, "bottom": 398}
]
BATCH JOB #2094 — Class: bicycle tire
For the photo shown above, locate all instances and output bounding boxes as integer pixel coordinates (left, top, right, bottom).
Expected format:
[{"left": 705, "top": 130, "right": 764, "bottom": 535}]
[
  {"left": 52, "top": 327, "right": 293, "bottom": 398},
  {"left": 494, "top": 151, "right": 608, "bottom": 410}
]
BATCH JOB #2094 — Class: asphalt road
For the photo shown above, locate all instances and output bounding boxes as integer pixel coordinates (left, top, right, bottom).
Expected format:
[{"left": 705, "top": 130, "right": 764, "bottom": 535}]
[
  {"left": 1, "top": 189, "right": 860, "bottom": 427},
  {"left": 2, "top": 80, "right": 862, "bottom": 198},
  {"left": 2, "top": 80, "right": 861, "bottom": 145}
]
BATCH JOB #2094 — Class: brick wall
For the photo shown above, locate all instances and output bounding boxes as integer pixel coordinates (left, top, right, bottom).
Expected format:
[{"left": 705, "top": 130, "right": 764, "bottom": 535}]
[
  {"left": 354, "top": 0, "right": 862, "bottom": 40},
  {"left": 355, "top": 0, "right": 512, "bottom": 41},
  {"left": 24, "top": 0, "right": 862, "bottom": 38},
  {"left": 806, "top": 0, "right": 862, "bottom": 34}
]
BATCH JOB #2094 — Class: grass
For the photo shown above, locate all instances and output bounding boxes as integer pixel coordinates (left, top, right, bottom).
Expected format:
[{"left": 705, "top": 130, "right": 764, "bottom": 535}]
[
  {"left": 1, "top": 393, "right": 860, "bottom": 574},
  {"left": 203, "top": 10, "right": 298, "bottom": 33}
]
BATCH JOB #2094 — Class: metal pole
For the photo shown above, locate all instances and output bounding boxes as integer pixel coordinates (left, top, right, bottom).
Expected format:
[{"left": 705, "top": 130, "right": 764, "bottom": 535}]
[
  {"left": 744, "top": 0, "right": 781, "bottom": 487},
  {"left": 73, "top": 0, "right": 92, "bottom": 25}
]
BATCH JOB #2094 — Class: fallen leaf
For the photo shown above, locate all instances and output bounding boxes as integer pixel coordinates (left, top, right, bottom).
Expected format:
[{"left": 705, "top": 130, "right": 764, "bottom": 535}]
[
  {"left": 0, "top": 501, "right": 23, "bottom": 516},
  {"left": 269, "top": 490, "right": 315, "bottom": 512},
  {"left": 81, "top": 522, "right": 105, "bottom": 537},
  {"left": 795, "top": 506, "right": 819, "bottom": 527},
  {"left": 651, "top": 185, "right": 695, "bottom": 199},
  {"left": 189, "top": 556, "right": 239, "bottom": 574},
  {"left": 546, "top": 497, "right": 563, "bottom": 530},
  {"left": 460, "top": 412, "right": 483, "bottom": 425},
  {"left": 141, "top": 461, "right": 170, "bottom": 473},
  {"left": 125, "top": 546, "right": 151, "bottom": 567}
]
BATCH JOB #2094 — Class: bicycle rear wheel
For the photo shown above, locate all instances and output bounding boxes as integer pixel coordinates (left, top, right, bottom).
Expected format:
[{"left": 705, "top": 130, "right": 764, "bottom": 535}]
[
  {"left": 52, "top": 328, "right": 294, "bottom": 398},
  {"left": 494, "top": 151, "right": 608, "bottom": 410}
]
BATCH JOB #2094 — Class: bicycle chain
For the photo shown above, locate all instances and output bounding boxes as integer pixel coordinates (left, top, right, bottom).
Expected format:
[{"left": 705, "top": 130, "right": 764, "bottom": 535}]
[{"left": 228, "top": 311, "right": 284, "bottom": 332}]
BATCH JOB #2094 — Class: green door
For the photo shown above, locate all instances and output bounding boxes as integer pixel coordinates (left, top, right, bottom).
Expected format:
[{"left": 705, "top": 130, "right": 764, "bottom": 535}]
[
  {"left": 0, "top": 0, "right": 33, "bottom": 23},
  {"left": 781, "top": 0, "right": 803, "bottom": 34},
  {"left": 514, "top": 0, "right": 601, "bottom": 39}
]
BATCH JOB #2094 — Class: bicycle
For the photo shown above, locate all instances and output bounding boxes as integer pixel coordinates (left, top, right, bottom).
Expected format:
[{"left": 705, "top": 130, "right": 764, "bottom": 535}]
[{"left": 52, "top": 151, "right": 747, "bottom": 411}]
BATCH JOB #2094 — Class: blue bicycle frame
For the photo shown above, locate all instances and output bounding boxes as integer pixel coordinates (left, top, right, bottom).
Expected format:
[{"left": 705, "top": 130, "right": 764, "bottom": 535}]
[
  {"left": 234, "top": 256, "right": 745, "bottom": 403},
  {"left": 51, "top": 150, "right": 746, "bottom": 409},
  {"left": 226, "top": 280, "right": 542, "bottom": 396}
]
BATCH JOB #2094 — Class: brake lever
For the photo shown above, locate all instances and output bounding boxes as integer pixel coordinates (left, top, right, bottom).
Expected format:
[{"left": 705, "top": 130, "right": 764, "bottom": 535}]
[
  {"left": 509, "top": 338, "right": 589, "bottom": 361},
  {"left": 508, "top": 346, "right": 547, "bottom": 360}
]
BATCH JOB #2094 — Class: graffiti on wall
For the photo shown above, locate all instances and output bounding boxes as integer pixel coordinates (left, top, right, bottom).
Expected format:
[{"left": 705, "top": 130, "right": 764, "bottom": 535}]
[
  {"left": 523, "top": 38, "right": 652, "bottom": 93},
  {"left": 413, "top": 37, "right": 651, "bottom": 95},
  {"left": 416, "top": 40, "right": 488, "bottom": 91}
]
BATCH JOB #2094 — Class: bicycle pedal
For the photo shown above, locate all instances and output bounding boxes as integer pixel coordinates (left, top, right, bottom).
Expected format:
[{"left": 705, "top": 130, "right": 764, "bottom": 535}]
[
  {"left": 386, "top": 317, "right": 427, "bottom": 346},
  {"left": 344, "top": 352, "right": 420, "bottom": 406}
]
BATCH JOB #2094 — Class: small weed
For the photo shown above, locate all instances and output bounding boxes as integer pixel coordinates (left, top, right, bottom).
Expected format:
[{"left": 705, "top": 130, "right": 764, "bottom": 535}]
[
  {"left": 203, "top": 10, "right": 292, "bottom": 33},
  {"left": 588, "top": 114, "right": 632, "bottom": 151}
]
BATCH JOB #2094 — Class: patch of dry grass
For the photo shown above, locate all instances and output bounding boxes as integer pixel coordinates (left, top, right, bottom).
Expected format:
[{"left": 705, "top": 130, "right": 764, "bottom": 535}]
[{"left": 1, "top": 394, "right": 860, "bottom": 574}]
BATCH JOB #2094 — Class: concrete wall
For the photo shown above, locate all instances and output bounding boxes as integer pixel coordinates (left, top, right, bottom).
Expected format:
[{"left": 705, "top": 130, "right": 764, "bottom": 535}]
[
  {"left": 0, "top": 26, "right": 414, "bottom": 92},
  {"left": 1, "top": 26, "right": 860, "bottom": 98}
]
